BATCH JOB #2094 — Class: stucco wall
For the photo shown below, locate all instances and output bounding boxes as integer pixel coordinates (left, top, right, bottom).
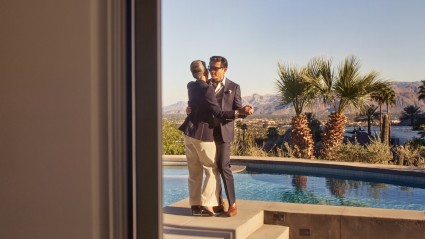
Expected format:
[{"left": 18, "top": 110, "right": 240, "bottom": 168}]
[{"left": 0, "top": 1, "right": 108, "bottom": 238}]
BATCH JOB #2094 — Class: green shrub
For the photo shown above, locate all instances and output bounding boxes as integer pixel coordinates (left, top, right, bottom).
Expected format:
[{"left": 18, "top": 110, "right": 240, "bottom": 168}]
[
  {"left": 364, "top": 139, "right": 393, "bottom": 164},
  {"left": 281, "top": 142, "right": 299, "bottom": 158},
  {"left": 231, "top": 130, "right": 268, "bottom": 157},
  {"left": 162, "top": 119, "right": 185, "bottom": 155},
  {"left": 405, "top": 137, "right": 425, "bottom": 149},
  {"left": 334, "top": 140, "right": 365, "bottom": 162},
  {"left": 393, "top": 145, "right": 425, "bottom": 167},
  {"left": 334, "top": 138, "right": 392, "bottom": 164}
]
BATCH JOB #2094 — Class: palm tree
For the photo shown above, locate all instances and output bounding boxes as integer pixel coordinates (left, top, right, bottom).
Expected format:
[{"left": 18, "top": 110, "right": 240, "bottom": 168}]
[
  {"left": 355, "top": 104, "right": 379, "bottom": 136},
  {"left": 400, "top": 105, "right": 422, "bottom": 127},
  {"left": 304, "top": 55, "right": 382, "bottom": 160},
  {"left": 370, "top": 81, "right": 392, "bottom": 132},
  {"left": 383, "top": 86, "right": 396, "bottom": 143},
  {"left": 383, "top": 86, "right": 396, "bottom": 114},
  {"left": 276, "top": 63, "right": 316, "bottom": 158},
  {"left": 418, "top": 80, "right": 425, "bottom": 101}
]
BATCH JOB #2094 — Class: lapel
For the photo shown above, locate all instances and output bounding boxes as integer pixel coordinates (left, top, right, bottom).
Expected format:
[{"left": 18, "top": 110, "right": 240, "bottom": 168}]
[
  {"left": 222, "top": 81, "right": 230, "bottom": 94},
  {"left": 221, "top": 79, "right": 231, "bottom": 108},
  {"left": 209, "top": 78, "right": 231, "bottom": 108}
]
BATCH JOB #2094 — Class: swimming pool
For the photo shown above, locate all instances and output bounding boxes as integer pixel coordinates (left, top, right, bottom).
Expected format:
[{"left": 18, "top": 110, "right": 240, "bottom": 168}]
[{"left": 163, "top": 165, "right": 425, "bottom": 211}]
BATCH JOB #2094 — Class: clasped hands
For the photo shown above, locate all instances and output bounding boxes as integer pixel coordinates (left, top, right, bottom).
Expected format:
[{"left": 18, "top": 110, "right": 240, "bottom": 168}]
[{"left": 237, "top": 105, "right": 254, "bottom": 116}]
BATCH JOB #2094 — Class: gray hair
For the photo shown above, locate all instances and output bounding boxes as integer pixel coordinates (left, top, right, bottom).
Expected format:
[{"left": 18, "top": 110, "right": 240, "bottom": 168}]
[{"left": 190, "top": 60, "right": 207, "bottom": 80}]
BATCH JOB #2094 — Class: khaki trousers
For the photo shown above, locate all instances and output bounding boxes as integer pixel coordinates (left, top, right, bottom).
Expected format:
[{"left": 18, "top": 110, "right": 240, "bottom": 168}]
[{"left": 183, "top": 134, "right": 221, "bottom": 206}]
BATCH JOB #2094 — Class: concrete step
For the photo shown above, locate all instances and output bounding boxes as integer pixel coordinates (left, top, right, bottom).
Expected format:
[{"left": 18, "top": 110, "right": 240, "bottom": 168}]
[
  {"left": 246, "top": 224, "right": 289, "bottom": 239},
  {"left": 164, "top": 198, "right": 264, "bottom": 239}
]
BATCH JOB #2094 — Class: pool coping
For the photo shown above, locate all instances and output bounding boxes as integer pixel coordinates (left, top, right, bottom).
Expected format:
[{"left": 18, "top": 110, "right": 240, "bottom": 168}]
[{"left": 163, "top": 155, "right": 425, "bottom": 178}]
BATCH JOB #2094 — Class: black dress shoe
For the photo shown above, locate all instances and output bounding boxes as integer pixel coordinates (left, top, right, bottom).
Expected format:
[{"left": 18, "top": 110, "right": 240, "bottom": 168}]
[
  {"left": 199, "top": 206, "right": 217, "bottom": 217},
  {"left": 213, "top": 202, "right": 225, "bottom": 213},
  {"left": 191, "top": 205, "right": 202, "bottom": 216}
]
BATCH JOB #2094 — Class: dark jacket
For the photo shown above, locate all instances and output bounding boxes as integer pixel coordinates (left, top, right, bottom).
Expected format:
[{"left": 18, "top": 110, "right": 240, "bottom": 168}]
[
  {"left": 179, "top": 80, "right": 235, "bottom": 142},
  {"left": 208, "top": 78, "right": 243, "bottom": 142}
]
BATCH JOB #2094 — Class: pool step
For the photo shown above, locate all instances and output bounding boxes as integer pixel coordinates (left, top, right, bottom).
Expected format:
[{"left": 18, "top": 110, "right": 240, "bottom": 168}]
[
  {"left": 246, "top": 224, "right": 289, "bottom": 239},
  {"left": 232, "top": 210, "right": 264, "bottom": 239},
  {"left": 164, "top": 199, "right": 289, "bottom": 239},
  {"left": 163, "top": 198, "right": 266, "bottom": 239}
]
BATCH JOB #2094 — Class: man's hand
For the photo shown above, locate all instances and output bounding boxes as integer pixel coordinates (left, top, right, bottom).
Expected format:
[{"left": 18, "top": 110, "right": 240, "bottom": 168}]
[
  {"left": 247, "top": 105, "right": 254, "bottom": 115},
  {"left": 238, "top": 105, "right": 254, "bottom": 115}
]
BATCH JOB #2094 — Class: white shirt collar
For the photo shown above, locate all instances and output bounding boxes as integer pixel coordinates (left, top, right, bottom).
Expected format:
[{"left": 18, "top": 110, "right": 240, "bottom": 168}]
[
  {"left": 212, "top": 77, "right": 226, "bottom": 93},
  {"left": 221, "top": 77, "right": 227, "bottom": 86}
]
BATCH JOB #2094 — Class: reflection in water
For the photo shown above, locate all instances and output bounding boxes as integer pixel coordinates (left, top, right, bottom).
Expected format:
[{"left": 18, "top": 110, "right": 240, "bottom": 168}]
[
  {"left": 347, "top": 180, "right": 361, "bottom": 190},
  {"left": 164, "top": 167, "right": 425, "bottom": 210},
  {"left": 281, "top": 185, "right": 322, "bottom": 205},
  {"left": 325, "top": 178, "right": 391, "bottom": 201},
  {"left": 326, "top": 178, "right": 348, "bottom": 198},
  {"left": 367, "top": 183, "right": 388, "bottom": 200},
  {"left": 292, "top": 175, "right": 307, "bottom": 190},
  {"left": 265, "top": 174, "right": 399, "bottom": 207}
]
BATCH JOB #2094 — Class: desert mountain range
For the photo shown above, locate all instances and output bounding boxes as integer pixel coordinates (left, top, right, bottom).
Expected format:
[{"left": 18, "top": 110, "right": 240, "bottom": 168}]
[{"left": 163, "top": 81, "right": 425, "bottom": 115}]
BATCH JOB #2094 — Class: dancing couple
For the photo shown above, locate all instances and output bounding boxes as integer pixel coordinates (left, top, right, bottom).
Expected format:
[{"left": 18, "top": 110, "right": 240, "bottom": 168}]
[{"left": 179, "top": 56, "right": 253, "bottom": 217}]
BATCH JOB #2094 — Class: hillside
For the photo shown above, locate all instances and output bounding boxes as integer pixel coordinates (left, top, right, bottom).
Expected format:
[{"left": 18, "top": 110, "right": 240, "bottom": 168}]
[{"left": 163, "top": 81, "right": 425, "bottom": 115}]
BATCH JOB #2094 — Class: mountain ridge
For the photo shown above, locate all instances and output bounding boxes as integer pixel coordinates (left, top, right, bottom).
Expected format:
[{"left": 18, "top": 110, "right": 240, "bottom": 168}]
[{"left": 163, "top": 81, "right": 425, "bottom": 115}]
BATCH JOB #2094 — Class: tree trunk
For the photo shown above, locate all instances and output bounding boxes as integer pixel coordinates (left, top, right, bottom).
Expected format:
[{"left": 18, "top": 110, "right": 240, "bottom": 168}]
[
  {"left": 320, "top": 113, "right": 347, "bottom": 160},
  {"left": 290, "top": 115, "right": 314, "bottom": 159},
  {"left": 381, "top": 114, "right": 389, "bottom": 146},
  {"left": 367, "top": 118, "right": 372, "bottom": 136},
  {"left": 387, "top": 104, "right": 391, "bottom": 145},
  {"left": 379, "top": 103, "right": 382, "bottom": 132}
]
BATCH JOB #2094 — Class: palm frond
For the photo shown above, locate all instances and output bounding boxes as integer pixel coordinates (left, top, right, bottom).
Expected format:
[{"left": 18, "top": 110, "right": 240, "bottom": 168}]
[
  {"left": 275, "top": 62, "right": 316, "bottom": 116},
  {"left": 418, "top": 80, "right": 425, "bottom": 101},
  {"left": 303, "top": 56, "right": 335, "bottom": 106},
  {"left": 334, "top": 55, "right": 380, "bottom": 114}
]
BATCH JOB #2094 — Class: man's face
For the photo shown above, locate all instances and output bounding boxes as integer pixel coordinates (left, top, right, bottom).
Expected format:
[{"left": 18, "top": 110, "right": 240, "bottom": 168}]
[{"left": 208, "top": 61, "right": 227, "bottom": 82}]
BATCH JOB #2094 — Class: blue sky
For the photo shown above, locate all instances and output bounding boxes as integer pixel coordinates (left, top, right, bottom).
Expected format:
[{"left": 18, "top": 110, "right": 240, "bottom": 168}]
[{"left": 162, "top": 0, "right": 425, "bottom": 106}]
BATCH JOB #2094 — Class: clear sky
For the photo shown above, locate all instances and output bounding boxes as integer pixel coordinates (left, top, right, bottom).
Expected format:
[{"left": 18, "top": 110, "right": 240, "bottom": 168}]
[{"left": 162, "top": 0, "right": 425, "bottom": 106}]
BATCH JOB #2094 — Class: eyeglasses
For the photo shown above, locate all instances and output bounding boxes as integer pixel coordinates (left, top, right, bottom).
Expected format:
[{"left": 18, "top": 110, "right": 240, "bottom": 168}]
[{"left": 208, "top": 66, "right": 224, "bottom": 71}]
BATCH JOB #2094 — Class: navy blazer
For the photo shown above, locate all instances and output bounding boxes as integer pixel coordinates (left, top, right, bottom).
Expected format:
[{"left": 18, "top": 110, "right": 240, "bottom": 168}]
[
  {"left": 179, "top": 80, "right": 235, "bottom": 142},
  {"left": 209, "top": 78, "right": 243, "bottom": 143}
]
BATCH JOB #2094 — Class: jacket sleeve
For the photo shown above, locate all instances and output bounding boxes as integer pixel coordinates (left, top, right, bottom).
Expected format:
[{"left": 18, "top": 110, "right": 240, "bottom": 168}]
[
  {"left": 232, "top": 83, "right": 243, "bottom": 110},
  {"left": 187, "top": 81, "right": 195, "bottom": 107},
  {"left": 205, "top": 86, "right": 235, "bottom": 119}
]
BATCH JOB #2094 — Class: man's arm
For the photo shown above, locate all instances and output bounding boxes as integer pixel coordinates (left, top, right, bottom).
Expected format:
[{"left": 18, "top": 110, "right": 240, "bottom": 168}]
[
  {"left": 232, "top": 83, "right": 254, "bottom": 118},
  {"left": 205, "top": 87, "right": 236, "bottom": 119},
  {"left": 232, "top": 84, "right": 243, "bottom": 110},
  {"left": 205, "top": 87, "right": 253, "bottom": 119}
]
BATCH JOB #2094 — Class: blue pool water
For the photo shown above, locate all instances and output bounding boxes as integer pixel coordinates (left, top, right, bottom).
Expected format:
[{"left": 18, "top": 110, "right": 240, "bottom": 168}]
[{"left": 163, "top": 166, "right": 425, "bottom": 211}]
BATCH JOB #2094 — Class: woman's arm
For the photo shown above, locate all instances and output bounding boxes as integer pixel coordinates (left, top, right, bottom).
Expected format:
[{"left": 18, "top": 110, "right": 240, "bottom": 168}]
[{"left": 204, "top": 86, "right": 236, "bottom": 119}]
